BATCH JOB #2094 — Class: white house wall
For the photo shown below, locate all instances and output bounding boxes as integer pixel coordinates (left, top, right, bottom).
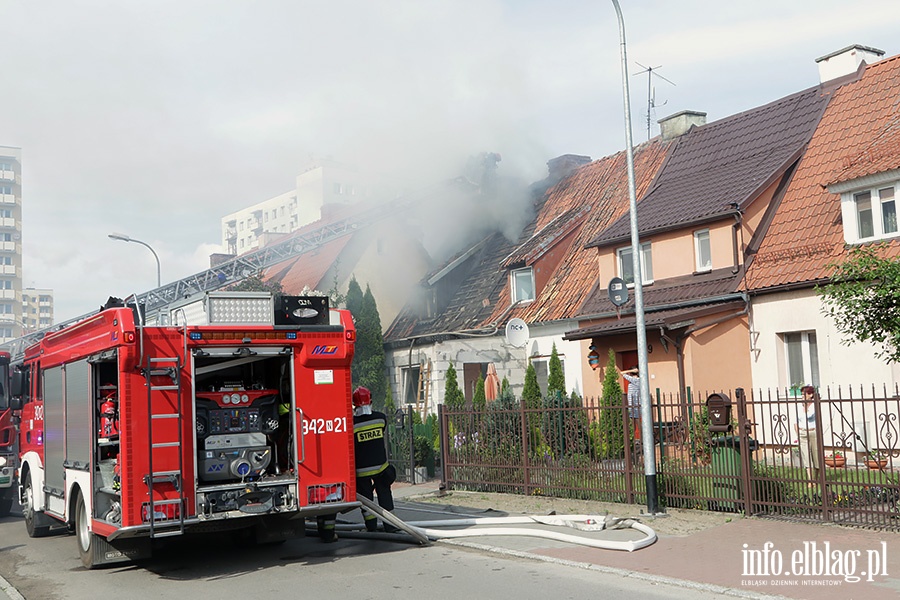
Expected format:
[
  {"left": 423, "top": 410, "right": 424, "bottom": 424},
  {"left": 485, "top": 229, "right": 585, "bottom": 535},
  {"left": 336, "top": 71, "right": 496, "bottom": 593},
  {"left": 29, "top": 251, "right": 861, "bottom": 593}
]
[
  {"left": 750, "top": 288, "right": 900, "bottom": 392},
  {"left": 525, "top": 321, "right": 585, "bottom": 398},
  {"left": 384, "top": 320, "right": 585, "bottom": 416},
  {"left": 750, "top": 288, "right": 900, "bottom": 452}
]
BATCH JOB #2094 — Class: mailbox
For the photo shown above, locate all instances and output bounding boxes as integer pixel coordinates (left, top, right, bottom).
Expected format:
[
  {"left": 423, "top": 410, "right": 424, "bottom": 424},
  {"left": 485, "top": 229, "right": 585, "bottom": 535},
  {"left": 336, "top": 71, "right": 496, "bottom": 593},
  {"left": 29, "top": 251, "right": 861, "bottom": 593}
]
[{"left": 706, "top": 393, "right": 733, "bottom": 433}]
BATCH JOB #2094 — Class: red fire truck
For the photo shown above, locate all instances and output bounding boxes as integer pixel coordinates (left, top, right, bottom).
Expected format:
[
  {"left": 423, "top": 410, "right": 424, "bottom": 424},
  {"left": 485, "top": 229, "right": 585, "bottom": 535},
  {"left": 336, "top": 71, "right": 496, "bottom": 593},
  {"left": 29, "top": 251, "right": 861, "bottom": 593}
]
[
  {"left": 11, "top": 293, "right": 359, "bottom": 568},
  {"left": 0, "top": 350, "right": 15, "bottom": 517}
]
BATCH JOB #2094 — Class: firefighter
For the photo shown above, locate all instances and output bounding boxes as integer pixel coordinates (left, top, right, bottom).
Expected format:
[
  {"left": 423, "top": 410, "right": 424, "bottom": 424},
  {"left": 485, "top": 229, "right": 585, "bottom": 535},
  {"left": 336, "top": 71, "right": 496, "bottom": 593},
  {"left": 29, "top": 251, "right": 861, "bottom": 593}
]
[{"left": 352, "top": 386, "right": 397, "bottom": 533}]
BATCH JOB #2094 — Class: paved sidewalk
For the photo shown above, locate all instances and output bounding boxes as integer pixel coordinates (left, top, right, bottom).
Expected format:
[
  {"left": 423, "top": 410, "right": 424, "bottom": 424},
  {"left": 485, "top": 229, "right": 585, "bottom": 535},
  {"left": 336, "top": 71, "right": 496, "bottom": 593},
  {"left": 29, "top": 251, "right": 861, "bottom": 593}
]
[{"left": 391, "top": 481, "right": 900, "bottom": 600}]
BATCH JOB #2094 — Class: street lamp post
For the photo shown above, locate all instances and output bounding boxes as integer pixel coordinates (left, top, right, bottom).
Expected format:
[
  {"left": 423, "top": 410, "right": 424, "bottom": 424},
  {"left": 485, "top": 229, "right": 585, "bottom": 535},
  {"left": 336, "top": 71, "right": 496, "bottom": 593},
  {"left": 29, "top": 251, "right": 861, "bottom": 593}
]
[
  {"left": 108, "top": 233, "right": 161, "bottom": 288},
  {"left": 610, "top": 0, "right": 659, "bottom": 515}
]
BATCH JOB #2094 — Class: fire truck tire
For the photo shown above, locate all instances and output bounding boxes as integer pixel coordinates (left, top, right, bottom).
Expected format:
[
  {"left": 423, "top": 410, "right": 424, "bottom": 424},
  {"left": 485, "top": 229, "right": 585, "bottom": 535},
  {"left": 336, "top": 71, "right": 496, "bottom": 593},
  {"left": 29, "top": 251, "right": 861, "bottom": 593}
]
[
  {"left": 75, "top": 492, "right": 99, "bottom": 569},
  {"left": 23, "top": 472, "right": 50, "bottom": 538}
]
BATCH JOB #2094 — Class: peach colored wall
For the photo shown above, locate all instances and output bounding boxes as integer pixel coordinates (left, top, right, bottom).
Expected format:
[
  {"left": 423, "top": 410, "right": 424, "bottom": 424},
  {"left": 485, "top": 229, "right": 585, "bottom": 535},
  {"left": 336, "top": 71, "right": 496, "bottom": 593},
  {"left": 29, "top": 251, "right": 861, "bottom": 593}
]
[
  {"left": 682, "top": 315, "right": 752, "bottom": 393},
  {"left": 576, "top": 315, "right": 751, "bottom": 401},
  {"left": 597, "top": 220, "right": 736, "bottom": 283},
  {"left": 595, "top": 177, "right": 781, "bottom": 285}
]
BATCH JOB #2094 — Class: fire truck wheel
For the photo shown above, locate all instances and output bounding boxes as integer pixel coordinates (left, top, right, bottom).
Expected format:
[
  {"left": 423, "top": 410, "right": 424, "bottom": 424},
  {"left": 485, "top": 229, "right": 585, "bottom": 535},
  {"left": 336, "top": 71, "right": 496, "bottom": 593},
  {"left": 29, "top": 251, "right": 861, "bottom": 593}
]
[
  {"left": 75, "top": 492, "right": 98, "bottom": 569},
  {"left": 23, "top": 472, "right": 50, "bottom": 538}
]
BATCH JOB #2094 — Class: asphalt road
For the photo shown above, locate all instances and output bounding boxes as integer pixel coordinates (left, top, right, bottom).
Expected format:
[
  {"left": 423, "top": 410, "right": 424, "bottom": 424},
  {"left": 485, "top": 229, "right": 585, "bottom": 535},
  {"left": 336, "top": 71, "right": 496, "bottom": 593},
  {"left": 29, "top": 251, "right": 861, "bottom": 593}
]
[{"left": 0, "top": 502, "right": 756, "bottom": 600}]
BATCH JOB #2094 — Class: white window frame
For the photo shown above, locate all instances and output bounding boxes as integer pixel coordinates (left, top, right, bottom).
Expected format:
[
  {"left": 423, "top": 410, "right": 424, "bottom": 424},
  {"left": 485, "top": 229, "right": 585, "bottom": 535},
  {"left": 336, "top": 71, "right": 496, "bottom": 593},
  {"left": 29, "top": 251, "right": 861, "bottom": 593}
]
[
  {"left": 617, "top": 242, "right": 653, "bottom": 287},
  {"left": 510, "top": 267, "right": 535, "bottom": 303},
  {"left": 693, "top": 229, "right": 712, "bottom": 272},
  {"left": 832, "top": 173, "right": 899, "bottom": 244},
  {"left": 782, "top": 330, "right": 819, "bottom": 397}
]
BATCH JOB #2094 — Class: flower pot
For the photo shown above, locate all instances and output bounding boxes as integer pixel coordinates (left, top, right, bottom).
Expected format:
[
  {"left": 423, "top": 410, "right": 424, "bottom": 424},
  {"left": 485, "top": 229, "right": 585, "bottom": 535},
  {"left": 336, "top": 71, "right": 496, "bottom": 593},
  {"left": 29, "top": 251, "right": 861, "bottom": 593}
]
[
  {"left": 824, "top": 457, "right": 845, "bottom": 468},
  {"left": 866, "top": 459, "right": 888, "bottom": 470}
]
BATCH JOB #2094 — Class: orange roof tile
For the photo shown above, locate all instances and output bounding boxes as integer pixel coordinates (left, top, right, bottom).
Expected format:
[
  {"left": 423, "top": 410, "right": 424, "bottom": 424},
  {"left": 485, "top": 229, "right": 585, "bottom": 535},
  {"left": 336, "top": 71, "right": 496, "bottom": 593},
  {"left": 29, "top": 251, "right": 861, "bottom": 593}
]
[
  {"left": 483, "top": 139, "right": 671, "bottom": 326},
  {"left": 745, "top": 54, "right": 900, "bottom": 291}
]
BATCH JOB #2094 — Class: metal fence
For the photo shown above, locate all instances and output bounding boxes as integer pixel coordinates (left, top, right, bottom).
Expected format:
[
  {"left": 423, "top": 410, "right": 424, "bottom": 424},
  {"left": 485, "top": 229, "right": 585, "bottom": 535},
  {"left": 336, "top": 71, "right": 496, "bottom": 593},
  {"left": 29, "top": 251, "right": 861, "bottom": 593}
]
[{"left": 437, "top": 386, "right": 900, "bottom": 531}]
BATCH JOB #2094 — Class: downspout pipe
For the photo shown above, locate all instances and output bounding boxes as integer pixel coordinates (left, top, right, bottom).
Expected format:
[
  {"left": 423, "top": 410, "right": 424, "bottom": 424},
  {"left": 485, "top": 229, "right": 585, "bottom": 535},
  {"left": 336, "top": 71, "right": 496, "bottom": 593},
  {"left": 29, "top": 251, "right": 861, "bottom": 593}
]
[{"left": 730, "top": 206, "right": 744, "bottom": 275}]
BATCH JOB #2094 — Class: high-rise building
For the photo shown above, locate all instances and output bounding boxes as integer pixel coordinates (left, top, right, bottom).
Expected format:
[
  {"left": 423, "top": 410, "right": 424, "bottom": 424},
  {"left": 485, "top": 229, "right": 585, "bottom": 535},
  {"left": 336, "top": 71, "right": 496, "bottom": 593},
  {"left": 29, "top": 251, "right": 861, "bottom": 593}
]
[
  {"left": 22, "top": 287, "right": 54, "bottom": 333},
  {"left": 221, "top": 159, "right": 389, "bottom": 255},
  {"left": 0, "top": 146, "right": 23, "bottom": 342}
]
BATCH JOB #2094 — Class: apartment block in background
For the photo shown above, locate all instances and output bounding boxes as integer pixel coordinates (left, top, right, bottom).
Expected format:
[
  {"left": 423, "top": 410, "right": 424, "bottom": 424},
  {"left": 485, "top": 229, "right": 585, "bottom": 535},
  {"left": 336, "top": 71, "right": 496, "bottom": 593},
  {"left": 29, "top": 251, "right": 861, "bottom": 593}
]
[
  {"left": 22, "top": 287, "right": 54, "bottom": 333},
  {"left": 221, "top": 159, "right": 390, "bottom": 256},
  {"left": 0, "top": 146, "right": 22, "bottom": 342}
]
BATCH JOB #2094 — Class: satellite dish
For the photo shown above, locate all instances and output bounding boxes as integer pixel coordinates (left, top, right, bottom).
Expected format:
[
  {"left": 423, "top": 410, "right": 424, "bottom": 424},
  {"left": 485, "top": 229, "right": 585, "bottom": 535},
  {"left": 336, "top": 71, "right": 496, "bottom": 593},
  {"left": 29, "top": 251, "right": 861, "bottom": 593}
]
[
  {"left": 608, "top": 276, "right": 629, "bottom": 307},
  {"left": 505, "top": 318, "right": 529, "bottom": 347}
]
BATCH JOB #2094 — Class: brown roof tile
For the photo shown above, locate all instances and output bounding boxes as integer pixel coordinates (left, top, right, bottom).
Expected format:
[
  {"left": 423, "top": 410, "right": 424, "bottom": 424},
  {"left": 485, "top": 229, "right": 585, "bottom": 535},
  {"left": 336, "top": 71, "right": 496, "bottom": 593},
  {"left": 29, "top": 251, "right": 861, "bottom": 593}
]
[{"left": 589, "top": 86, "right": 830, "bottom": 248}]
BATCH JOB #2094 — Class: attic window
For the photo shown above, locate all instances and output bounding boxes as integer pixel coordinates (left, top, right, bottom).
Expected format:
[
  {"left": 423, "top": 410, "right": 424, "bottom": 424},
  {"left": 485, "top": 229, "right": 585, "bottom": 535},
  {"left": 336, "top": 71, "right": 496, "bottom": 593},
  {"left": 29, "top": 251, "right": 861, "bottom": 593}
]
[
  {"left": 694, "top": 229, "right": 712, "bottom": 272},
  {"left": 835, "top": 180, "right": 898, "bottom": 244},
  {"left": 510, "top": 267, "right": 535, "bottom": 304}
]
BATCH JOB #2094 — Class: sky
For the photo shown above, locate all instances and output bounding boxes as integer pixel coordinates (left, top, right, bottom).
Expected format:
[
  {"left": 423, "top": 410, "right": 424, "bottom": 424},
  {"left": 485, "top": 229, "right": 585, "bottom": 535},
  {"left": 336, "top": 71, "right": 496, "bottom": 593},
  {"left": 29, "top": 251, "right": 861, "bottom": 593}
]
[{"left": 2, "top": 0, "right": 899, "bottom": 322}]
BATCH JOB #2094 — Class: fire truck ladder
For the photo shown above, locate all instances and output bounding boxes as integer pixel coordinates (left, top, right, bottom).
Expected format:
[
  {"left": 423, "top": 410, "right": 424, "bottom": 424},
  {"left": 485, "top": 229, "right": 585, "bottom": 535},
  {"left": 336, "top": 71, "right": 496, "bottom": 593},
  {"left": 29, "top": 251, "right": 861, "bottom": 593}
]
[
  {"left": 1, "top": 177, "right": 477, "bottom": 363},
  {"left": 142, "top": 349, "right": 186, "bottom": 538}
]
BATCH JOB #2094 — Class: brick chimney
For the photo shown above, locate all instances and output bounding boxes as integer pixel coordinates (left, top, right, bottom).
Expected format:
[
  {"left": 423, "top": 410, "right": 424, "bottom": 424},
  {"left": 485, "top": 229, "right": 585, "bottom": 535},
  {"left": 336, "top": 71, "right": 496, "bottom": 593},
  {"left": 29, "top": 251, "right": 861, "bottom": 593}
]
[
  {"left": 547, "top": 154, "right": 591, "bottom": 183},
  {"left": 816, "top": 44, "right": 884, "bottom": 83},
  {"left": 658, "top": 110, "right": 707, "bottom": 141}
]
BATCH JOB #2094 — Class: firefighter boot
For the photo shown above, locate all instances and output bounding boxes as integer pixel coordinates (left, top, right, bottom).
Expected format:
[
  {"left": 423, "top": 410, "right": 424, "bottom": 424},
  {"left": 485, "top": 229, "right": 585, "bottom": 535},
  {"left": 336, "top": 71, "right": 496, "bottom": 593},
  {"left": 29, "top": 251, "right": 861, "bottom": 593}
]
[
  {"left": 317, "top": 515, "right": 337, "bottom": 543},
  {"left": 364, "top": 515, "right": 378, "bottom": 533}
]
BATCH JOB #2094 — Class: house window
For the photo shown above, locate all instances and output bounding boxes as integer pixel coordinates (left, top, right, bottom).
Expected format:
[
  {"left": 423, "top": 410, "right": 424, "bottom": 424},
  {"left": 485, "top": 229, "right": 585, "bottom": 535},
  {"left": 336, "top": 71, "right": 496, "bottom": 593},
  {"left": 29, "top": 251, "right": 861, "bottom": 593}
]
[
  {"left": 841, "top": 184, "right": 898, "bottom": 243},
  {"left": 511, "top": 267, "right": 535, "bottom": 303},
  {"left": 402, "top": 366, "right": 421, "bottom": 405},
  {"left": 694, "top": 229, "right": 711, "bottom": 272},
  {"left": 617, "top": 242, "right": 653, "bottom": 286},
  {"left": 783, "top": 331, "right": 819, "bottom": 395}
]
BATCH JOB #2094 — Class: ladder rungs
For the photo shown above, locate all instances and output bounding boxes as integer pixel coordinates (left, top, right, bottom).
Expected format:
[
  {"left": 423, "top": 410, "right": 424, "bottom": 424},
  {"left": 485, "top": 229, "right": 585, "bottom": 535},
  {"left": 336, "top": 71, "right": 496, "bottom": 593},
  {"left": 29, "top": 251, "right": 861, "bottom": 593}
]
[
  {"left": 150, "top": 470, "right": 180, "bottom": 478},
  {"left": 150, "top": 499, "right": 182, "bottom": 506},
  {"left": 150, "top": 357, "right": 179, "bottom": 363},
  {"left": 152, "top": 413, "right": 179, "bottom": 419},
  {"left": 152, "top": 442, "right": 181, "bottom": 448},
  {"left": 150, "top": 385, "right": 180, "bottom": 391}
]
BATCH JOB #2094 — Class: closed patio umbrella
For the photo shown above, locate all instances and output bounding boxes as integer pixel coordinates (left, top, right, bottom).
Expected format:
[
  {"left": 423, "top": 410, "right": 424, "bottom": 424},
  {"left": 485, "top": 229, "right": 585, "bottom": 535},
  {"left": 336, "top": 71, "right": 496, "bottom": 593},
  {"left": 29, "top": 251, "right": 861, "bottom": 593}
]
[{"left": 485, "top": 363, "right": 500, "bottom": 402}]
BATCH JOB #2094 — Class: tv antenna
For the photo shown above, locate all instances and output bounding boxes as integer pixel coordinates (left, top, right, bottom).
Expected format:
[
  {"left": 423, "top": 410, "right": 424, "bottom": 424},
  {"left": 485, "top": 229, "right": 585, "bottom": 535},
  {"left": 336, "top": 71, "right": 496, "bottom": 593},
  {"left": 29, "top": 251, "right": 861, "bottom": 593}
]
[{"left": 633, "top": 62, "right": 676, "bottom": 141}]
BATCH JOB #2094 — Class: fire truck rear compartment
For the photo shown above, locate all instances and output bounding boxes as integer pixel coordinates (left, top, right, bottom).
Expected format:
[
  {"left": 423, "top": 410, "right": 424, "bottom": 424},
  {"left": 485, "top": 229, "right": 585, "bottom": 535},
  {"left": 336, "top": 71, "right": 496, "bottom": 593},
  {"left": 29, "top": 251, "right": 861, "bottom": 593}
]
[{"left": 192, "top": 350, "right": 295, "bottom": 517}]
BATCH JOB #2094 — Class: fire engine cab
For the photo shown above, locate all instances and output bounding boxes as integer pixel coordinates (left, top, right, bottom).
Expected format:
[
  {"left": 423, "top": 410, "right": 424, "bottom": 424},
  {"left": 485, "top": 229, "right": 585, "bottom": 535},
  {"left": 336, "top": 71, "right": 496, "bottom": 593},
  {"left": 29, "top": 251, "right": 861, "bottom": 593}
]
[{"left": 11, "top": 292, "right": 359, "bottom": 568}]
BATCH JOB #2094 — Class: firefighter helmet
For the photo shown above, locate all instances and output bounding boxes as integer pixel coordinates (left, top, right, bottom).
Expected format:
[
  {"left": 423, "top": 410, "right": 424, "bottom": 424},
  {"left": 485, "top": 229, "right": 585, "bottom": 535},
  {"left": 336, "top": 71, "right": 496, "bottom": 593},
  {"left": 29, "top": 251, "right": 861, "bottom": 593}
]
[{"left": 352, "top": 386, "right": 372, "bottom": 407}]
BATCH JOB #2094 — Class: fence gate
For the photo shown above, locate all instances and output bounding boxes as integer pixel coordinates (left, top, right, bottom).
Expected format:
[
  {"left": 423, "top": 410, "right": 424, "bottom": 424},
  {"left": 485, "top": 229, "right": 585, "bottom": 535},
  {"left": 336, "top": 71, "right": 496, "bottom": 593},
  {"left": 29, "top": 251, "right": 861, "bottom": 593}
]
[{"left": 386, "top": 405, "right": 415, "bottom": 484}]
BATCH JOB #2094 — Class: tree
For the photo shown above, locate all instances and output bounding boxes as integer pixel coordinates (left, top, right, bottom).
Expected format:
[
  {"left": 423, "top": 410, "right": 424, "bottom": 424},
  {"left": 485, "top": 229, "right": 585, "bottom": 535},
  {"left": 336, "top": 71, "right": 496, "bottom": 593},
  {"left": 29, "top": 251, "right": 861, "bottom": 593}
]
[
  {"left": 594, "top": 349, "right": 626, "bottom": 459},
  {"left": 521, "top": 361, "right": 543, "bottom": 445},
  {"left": 357, "top": 284, "right": 386, "bottom": 406},
  {"left": 522, "top": 361, "right": 542, "bottom": 410},
  {"left": 444, "top": 363, "right": 465, "bottom": 410},
  {"left": 345, "top": 276, "right": 387, "bottom": 408},
  {"left": 818, "top": 244, "right": 900, "bottom": 362},
  {"left": 547, "top": 343, "right": 565, "bottom": 401},
  {"left": 472, "top": 374, "right": 486, "bottom": 412}
]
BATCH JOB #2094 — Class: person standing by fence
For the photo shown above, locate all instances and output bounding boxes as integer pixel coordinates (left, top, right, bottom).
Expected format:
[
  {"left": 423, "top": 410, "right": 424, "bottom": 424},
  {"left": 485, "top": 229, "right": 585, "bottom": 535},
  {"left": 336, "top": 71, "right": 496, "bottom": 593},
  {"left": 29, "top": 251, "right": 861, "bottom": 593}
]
[
  {"left": 616, "top": 366, "right": 642, "bottom": 441},
  {"left": 795, "top": 385, "right": 820, "bottom": 487}
]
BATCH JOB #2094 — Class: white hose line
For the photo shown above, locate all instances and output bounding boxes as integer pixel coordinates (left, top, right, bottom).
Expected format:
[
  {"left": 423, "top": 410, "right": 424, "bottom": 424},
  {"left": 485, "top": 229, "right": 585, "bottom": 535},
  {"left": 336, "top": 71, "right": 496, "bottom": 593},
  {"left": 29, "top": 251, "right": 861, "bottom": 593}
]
[
  {"left": 351, "top": 499, "right": 657, "bottom": 552},
  {"left": 412, "top": 524, "right": 655, "bottom": 552}
]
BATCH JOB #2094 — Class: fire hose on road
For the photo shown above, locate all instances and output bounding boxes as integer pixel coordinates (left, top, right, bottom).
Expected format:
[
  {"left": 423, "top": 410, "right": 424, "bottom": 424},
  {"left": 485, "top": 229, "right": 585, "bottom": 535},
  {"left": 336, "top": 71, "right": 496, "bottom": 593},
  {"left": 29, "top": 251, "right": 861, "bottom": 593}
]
[{"left": 342, "top": 496, "right": 657, "bottom": 552}]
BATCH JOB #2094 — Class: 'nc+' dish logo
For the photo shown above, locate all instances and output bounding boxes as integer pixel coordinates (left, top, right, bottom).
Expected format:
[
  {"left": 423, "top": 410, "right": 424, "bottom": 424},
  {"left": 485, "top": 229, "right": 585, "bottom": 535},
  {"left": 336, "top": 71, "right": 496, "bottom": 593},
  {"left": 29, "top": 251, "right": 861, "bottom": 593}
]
[{"left": 312, "top": 345, "right": 339, "bottom": 355}]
